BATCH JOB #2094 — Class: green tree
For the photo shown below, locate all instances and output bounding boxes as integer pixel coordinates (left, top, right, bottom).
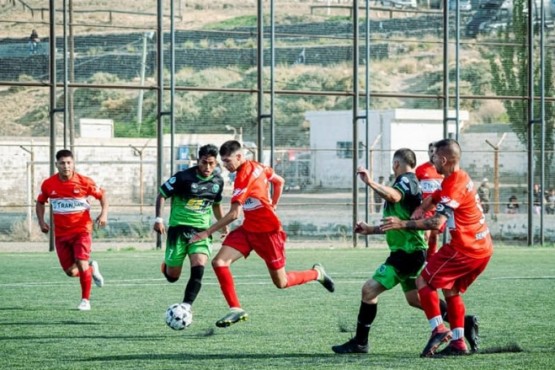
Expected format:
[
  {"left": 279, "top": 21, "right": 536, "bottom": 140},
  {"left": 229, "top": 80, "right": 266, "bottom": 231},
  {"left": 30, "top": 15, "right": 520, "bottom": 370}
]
[{"left": 487, "top": 0, "right": 554, "bottom": 183}]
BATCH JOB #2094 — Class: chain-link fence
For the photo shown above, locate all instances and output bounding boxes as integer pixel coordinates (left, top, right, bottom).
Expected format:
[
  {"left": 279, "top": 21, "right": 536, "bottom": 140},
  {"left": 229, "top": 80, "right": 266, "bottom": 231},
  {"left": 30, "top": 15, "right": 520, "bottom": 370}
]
[{"left": 1, "top": 0, "right": 554, "bottom": 244}]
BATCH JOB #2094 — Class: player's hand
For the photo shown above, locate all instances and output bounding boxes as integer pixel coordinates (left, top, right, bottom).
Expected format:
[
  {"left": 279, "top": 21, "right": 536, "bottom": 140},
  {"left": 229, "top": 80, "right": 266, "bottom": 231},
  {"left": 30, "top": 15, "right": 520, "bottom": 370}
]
[
  {"left": 153, "top": 222, "right": 165, "bottom": 235},
  {"left": 38, "top": 221, "right": 49, "bottom": 234},
  {"left": 411, "top": 207, "right": 425, "bottom": 220},
  {"left": 380, "top": 216, "right": 403, "bottom": 231},
  {"left": 95, "top": 214, "right": 108, "bottom": 228},
  {"left": 190, "top": 230, "right": 208, "bottom": 243},
  {"left": 219, "top": 226, "right": 229, "bottom": 239},
  {"left": 354, "top": 221, "right": 370, "bottom": 235},
  {"left": 356, "top": 166, "right": 370, "bottom": 184}
]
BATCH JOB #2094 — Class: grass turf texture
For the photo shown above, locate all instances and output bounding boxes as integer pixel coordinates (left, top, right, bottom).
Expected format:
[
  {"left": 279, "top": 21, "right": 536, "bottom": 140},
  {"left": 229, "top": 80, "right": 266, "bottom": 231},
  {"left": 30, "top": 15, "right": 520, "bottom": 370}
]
[{"left": 1, "top": 246, "right": 554, "bottom": 369}]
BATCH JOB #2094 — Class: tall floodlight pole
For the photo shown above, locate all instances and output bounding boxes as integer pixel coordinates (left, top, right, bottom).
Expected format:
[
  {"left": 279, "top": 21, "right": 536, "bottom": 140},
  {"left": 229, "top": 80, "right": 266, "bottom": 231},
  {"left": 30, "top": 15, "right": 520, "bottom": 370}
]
[
  {"left": 527, "top": 0, "right": 535, "bottom": 246},
  {"left": 352, "top": 0, "right": 360, "bottom": 247},
  {"left": 156, "top": 0, "right": 164, "bottom": 249}
]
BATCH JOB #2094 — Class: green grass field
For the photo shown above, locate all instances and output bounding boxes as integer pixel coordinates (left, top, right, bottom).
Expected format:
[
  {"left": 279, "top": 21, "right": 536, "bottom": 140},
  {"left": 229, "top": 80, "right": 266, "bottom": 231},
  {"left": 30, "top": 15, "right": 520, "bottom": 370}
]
[{"left": 1, "top": 246, "right": 554, "bottom": 369}]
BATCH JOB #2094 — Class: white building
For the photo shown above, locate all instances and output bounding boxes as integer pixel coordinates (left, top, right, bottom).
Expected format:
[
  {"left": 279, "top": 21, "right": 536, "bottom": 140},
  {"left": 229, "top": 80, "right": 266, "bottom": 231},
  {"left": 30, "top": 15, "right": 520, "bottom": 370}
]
[{"left": 306, "top": 109, "right": 469, "bottom": 189}]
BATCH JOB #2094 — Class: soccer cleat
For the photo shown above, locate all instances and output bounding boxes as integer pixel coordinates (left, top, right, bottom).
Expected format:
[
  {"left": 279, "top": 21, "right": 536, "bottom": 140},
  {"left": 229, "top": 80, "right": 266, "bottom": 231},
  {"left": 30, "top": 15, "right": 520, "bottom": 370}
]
[
  {"left": 464, "top": 315, "right": 480, "bottom": 353},
  {"left": 182, "top": 303, "right": 193, "bottom": 320},
  {"left": 215, "top": 308, "right": 248, "bottom": 328},
  {"left": 420, "top": 327, "right": 452, "bottom": 357},
  {"left": 77, "top": 299, "right": 91, "bottom": 311},
  {"left": 90, "top": 260, "right": 104, "bottom": 287},
  {"left": 313, "top": 263, "right": 335, "bottom": 293},
  {"left": 435, "top": 339, "right": 470, "bottom": 356},
  {"left": 331, "top": 338, "right": 369, "bottom": 354}
]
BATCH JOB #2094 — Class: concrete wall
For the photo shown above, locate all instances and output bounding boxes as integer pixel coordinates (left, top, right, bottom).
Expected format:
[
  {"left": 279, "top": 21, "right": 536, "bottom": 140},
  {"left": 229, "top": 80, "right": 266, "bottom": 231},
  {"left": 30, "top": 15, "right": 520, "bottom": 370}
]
[
  {"left": 458, "top": 124, "right": 528, "bottom": 179},
  {"left": 0, "top": 134, "right": 234, "bottom": 208},
  {"left": 307, "top": 109, "right": 468, "bottom": 188}
]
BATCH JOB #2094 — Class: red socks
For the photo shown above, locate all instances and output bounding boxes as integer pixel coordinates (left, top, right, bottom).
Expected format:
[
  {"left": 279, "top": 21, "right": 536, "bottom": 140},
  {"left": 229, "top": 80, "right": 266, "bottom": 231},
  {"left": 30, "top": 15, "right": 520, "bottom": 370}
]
[
  {"left": 418, "top": 285, "right": 442, "bottom": 320},
  {"left": 213, "top": 266, "right": 241, "bottom": 308},
  {"left": 285, "top": 269, "right": 318, "bottom": 288},
  {"left": 213, "top": 265, "right": 320, "bottom": 307},
  {"left": 446, "top": 294, "right": 465, "bottom": 329},
  {"left": 79, "top": 267, "right": 92, "bottom": 300}
]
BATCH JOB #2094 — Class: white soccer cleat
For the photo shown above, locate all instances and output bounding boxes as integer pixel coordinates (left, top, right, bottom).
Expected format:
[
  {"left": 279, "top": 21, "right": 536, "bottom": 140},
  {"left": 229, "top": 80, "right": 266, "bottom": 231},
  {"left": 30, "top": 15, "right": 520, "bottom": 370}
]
[
  {"left": 78, "top": 299, "right": 91, "bottom": 311},
  {"left": 91, "top": 260, "right": 104, "bottom": 287},
  {"left": 182, "top": 303, "right": 193, "bottom": 326}
]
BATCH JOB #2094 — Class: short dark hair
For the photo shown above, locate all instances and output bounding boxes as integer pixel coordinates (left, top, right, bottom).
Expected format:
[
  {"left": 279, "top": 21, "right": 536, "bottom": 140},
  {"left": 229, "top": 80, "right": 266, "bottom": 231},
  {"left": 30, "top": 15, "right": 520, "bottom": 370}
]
[
  {"left": 393, "top": 148, "right": 417, "bottom": 168},
  {"left": 434, "top": 138, "right": 461, "bottom": 161},
  {"left": 198, "top": 144, "right": 218, "bottom": 159},
  {"left": 56, "top": 149, "right": 73, "bottom": 160},
  {"left": 434, "top": 138, "right": 460, "bottom": 152},
  {"left": 219, "top": 140, "right": 242, "bottom": 157}
]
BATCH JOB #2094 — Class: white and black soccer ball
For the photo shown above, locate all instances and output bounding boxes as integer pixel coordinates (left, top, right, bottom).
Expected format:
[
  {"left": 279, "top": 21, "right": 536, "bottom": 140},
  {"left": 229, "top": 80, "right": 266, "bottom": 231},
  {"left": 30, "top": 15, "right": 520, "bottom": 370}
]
[{"left": 165, "top": 303, "right": 192, "bottom": 330}]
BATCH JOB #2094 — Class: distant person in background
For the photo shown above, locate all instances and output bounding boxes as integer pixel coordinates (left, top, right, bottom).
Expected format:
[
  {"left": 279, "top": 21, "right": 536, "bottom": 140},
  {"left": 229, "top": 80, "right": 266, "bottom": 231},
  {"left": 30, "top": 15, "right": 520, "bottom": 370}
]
[
  {"left": 373, "top": 176, "right": 386, "bottom": 213},
  {"left": 546, "top": 188, "right": 555, "bottom": 215},
  {"left": 36, "top": 149, "right": 107, "bottom": 311},
  {"left": 154, "top": 144, "right": 227, "bottom": 326},
  {"left": 415, "top": 142, "right": 444, "bottom": 260},
  {"left": 477, "top": 178, "right": 490, "bottom": 214},
  {"left": 506, "top": 195, "right": 519, "bottom": 214},
  {"left": 29, "top": 29, "right": 40, "bottom": 54},
  {"left": 533, "top": 183, "right": 545, "bottom": 215}
]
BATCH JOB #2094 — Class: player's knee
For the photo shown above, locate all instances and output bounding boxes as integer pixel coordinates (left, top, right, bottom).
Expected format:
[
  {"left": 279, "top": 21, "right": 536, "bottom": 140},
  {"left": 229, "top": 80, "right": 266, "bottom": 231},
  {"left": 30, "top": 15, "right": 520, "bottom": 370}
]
[
  {"left": 407, "top": 298, "right": 421, "bottom": 308},
  {"left": 65, "top": 269, "right": 78, "bottom": 277},
  {"left": 165, "top": 275, "right": 179, "bottom": 283},
  {"left": 361, "top": 282, "right": 379, "bottom": 301},
  {"left": 162, "top": 268, "right": 180, "bottom": 283},
  {"left": 211, "top": 258, "right": 225, "bottom": 268},
  {"left": 273, "top": 280, "right": 287, "bottom": 289}
]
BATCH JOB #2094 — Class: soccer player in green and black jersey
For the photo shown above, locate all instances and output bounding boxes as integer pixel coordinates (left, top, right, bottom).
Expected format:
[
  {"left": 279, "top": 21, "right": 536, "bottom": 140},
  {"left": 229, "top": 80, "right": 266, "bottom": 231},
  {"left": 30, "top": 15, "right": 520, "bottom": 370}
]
[
  {"left": 154, "top": 144, "right": 227, "bottom": 324},
  {"left": 332, "top": 148, "right": 479, "bottom": 355}
]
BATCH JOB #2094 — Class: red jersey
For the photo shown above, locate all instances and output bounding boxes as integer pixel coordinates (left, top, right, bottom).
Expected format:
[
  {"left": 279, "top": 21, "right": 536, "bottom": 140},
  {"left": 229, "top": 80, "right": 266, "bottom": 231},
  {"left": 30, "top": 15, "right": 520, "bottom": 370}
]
[
  {"left": 415, "top": 161, "right": 443, "bottom": 199},
  {"left": 37, "top": 173, "right": 105, "bottom": 238},
  {"left": 231, "top": 160, "right": 281, "bottom": 233},
  {"left": 432, "top": 170, "right": 493, "bottom": 259}
]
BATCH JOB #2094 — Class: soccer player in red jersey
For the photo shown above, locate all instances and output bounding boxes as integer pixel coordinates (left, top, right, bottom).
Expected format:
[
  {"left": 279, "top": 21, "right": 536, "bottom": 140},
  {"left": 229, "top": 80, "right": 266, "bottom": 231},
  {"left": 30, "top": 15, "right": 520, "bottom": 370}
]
[
  {"left": 36, "top": 149, "right": 108, "bottom": 311},
  {"left": 381, "top": 139, "right": 492, "bottom": 357},
  {"left": 191, "top": 140, "right": 335, "bottom": 327},
  {"left": 414, "top": 142, "right": 444, "bottom": 260}
]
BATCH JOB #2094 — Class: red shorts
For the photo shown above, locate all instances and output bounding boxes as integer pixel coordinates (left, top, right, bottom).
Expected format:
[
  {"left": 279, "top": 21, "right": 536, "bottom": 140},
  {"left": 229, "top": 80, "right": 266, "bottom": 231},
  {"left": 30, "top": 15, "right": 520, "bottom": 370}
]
[
  {"left": 55, "top": 233, "right": 92, "bottom": 270},
  {"left": 421, "top": 243, "right": 490, "bottom": 293},
  {"left": 223, "top": 226, "right": 287, "bottom": 270}
]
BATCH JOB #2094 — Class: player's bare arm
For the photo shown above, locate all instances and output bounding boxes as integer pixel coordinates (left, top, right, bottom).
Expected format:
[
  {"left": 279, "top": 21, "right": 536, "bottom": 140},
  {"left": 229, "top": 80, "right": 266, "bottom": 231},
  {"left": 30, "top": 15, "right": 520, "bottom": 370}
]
[
  {"left": 35, "top": 201, "right": 49, "bottom": 233},
  {"left": 354, "top": 221, "right": 385, "bottom": 235},
  {"left": 270, "top": 173, "right": 285, "bottom": 208},
  {"left": 380, "top": 213, "right": 447, "bottom": 231},
  {"left": 96, "top": 193, "right": 109, "bottom": 227},
  {"left": 357, "top": 166, "right": 402, "bottom": 203},
  {"left": 153, "top": 194, "right": 166, "bottom": 234},
  {"left": 212, "top": 203, "right": 229, "bottom": 237},
  {"left": 411, "top": 197, "right": 435, "bottom": 219},
  {"left": 191, "top": 202, "right": 242, "bottom": 242}
]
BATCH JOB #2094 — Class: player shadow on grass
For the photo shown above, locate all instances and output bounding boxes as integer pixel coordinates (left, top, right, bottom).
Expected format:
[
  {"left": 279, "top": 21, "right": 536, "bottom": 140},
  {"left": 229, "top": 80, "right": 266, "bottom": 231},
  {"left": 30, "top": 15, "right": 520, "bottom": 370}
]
[
  {"left": 0, "top": 334, "right": 169, "bottom": 341},
  {"left": 79, "top": 347, "right": 523, "bottom": 363},
  {"left": 80, "top": 353, "right": 342, "bottom": 362},
  {"left": 0, "top": 320, "right": 101, "bottom": 326}
]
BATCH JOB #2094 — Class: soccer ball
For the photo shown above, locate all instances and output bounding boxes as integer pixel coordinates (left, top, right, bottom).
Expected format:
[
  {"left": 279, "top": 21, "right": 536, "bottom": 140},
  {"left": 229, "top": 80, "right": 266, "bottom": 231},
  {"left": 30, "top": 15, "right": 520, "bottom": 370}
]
[{"left": 165, "top": 303, "right": 192, "bottom": 330}]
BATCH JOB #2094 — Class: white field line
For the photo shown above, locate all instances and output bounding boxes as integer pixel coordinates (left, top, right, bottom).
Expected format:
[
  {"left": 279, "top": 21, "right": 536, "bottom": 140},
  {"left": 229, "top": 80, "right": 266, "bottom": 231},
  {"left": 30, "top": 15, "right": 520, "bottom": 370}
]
[
  {"left": 0, "top": 274, "right": 369, "bottom": 288},
  {"left": 3, "top": 273, "right": 551, "bottom": 288}
]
